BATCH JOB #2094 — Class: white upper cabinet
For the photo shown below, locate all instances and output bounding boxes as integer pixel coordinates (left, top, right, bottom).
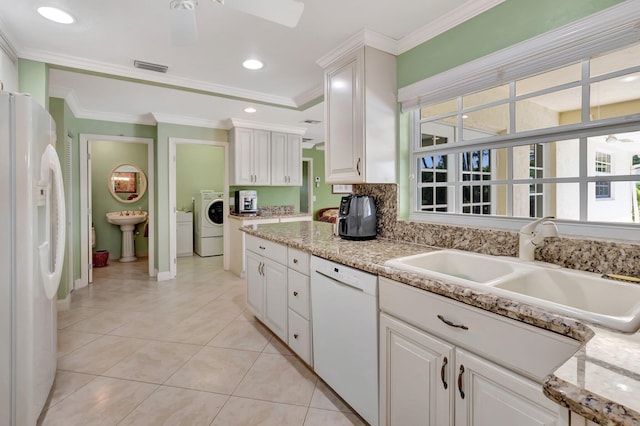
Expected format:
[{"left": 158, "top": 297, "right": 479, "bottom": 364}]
[
  {"left": 324, "top": 46, "right": 397, "bottom": 184},
  {"left": 230, "top": 127, "right": 271, "bottom": 185},
  {"left": 271, "top": 132, "right": 302, "bottom": 186},
  {"left": 230, "top": 120, "right": 306, "bottom": 186}
]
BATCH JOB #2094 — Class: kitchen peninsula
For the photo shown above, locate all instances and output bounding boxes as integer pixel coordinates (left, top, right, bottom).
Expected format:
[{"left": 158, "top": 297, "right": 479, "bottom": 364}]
[
  {"left": 241, "top": 220, "right": 640, "bottom": 426},
  {"left": 229, "top": 206, "right": 312, "bottom": 278}
]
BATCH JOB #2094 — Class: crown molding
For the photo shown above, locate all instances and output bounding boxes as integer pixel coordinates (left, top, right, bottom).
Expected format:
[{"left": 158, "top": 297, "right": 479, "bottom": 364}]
[
  {"left": 50, "top": 85, "right": 157, "bottom": 125},
  {"left": 152, "top": 113, "right": 228, "bottom": 129},
  {"left": 229, "top": 118, "right": 307, "bottom": 135},
  {"left": 294, "top": 84, "right": 324, "bottom": 107},
  {"left": 0, "top": 22, "right": 18, "bottom": 62},
  {"left": 18, "top": 48, "right": 299, "bottom": 107},
  {"left": 316, "top": 29, "right": 397, "bottom": 68},
  {"left": 397, "top": 0, "right": 506, "bottom": 54}
]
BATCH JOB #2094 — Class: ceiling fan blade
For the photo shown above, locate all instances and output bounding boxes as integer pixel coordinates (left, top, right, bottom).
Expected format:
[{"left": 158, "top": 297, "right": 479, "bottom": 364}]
[
  {"left": 170, "top": 5, "right": 198, "bottom": 46},
  {"left": 215, "top": 0, "right": 304, "bottom": 28}
]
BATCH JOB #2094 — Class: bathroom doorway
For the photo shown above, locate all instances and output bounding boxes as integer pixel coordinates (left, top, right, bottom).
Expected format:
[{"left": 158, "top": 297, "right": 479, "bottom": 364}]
[
  {"left": 79, "top": 134, "right": 155, "bottom": 288},
  {"left": 168, "top": 138, "right": 229, "bottom": 279}
]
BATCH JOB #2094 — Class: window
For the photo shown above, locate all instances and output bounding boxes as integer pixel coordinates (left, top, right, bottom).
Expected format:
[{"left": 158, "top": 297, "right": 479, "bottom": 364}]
[
  {"left": 410, "top": 38, "right": 640, "bottom": 238},
  {"left": 529, "top": 144, "right": 544, "bottom": 217}
]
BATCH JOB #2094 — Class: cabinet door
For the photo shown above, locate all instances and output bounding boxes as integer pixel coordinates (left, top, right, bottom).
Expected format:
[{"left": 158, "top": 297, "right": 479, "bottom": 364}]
[
  {"left": 454, "top": 349, "right": 563, "bottom": 426},
  {"left": 263, "top": 258, "right": 288, "bottom": 342},
  {"left": 232, "top": 128, "right": 254, "bottom": 185},
  {"left": 286, "top": 134, "right": 302, "bottom": 186},
  {"left": 253, "top": 129, "right": 271, "bottom": 185},
  {"left": 380, "top": 313, "right": 454, "bottom": 426},
  {"left": 246, "top": 251, "right": 264, "bottom": 318},
  {"left": 270, "top": 132, "right": 288, "bottom": 185},
  {"left": 325, "top": 50, "right": 364, "bottom": 184}
]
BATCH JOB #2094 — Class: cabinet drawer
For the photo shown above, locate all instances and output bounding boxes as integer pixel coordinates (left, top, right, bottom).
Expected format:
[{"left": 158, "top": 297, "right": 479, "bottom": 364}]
[
  {"left": 288, "top": 309, "right": 312, "bottom": 366},
  {"left": 246, "top": 235, "right": 287, "bottom": 264},
  {"left": 379, "top": 278, "right": 580, "bottom": 382},
  {"left": 287, "top": 248, "right": 310, "bottom": 274},
  {"left": 288, "top": 269, "right": 310, "bottom": 319}
]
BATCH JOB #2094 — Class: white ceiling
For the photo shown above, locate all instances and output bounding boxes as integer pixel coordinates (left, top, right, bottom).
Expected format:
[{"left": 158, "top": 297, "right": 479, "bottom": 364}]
[{"left": 0, "top": 0, "right": 504, "bottom": 142}]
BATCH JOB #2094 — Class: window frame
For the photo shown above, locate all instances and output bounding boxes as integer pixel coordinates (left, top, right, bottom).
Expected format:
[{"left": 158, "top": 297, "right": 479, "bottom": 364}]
[{"left": 408, "top": 41, "right": 640, "bottom": 240}]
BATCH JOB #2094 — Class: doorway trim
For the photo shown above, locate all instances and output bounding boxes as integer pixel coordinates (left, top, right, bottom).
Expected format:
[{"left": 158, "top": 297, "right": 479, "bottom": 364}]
[
  {"left": 302, "top": 157, "right": 314, "bottom": 216},
  {"left": 169, "top": 138, "right": 229, "bottom": 279},
  {"left": 79, "top": 134, "right": 155, "bottom": 288}
]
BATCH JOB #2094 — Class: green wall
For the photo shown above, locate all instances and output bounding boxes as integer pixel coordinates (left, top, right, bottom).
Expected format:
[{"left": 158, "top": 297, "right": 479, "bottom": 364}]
[
  {"left": 397, "top": 0, "right": 624, "bottom": 89},
  {"left": 229, "top": 186, "right": 301, "bottom": 210},
  {"left": 303, "top": 147, "right": 344, "bottom": 219},
  {"left": 176, "top": 144, "right": 225, "bottom": 211},
  {"left": 48, "top": 97, "right": 156, "bottom": 297},
  {"left": 18, "top": 59, "right": 48, "bottom": 109},
  {"left": 155, "top": 122, "right": 228, "bottom": 274},
  {"left": 91, "top": 140, "right": 149, "bottom": 259}
]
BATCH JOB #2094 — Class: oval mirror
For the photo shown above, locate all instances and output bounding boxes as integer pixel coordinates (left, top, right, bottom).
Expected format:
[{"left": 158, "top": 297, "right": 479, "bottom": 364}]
[{"left": 108, "top": 163, "right": 147, "bottom": 204}]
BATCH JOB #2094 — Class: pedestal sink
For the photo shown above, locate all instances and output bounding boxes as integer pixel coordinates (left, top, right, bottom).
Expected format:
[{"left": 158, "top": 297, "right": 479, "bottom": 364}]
[{"left": 106, "top": 211, "right": 147, "bottom": 262}]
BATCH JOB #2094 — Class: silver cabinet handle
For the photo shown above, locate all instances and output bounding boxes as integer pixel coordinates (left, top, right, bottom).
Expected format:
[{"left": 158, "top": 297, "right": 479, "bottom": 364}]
[
  {"left": 356, "top": 158, "right": 361, "bottom": 176},
  {"left": 437, "top": 314, "right": 468, "bottom": 330},
  {"left": 458, "top": 365, "right": 465, "bottom": 399},
  {"left": 293, "top": 258, "right": 298, "bottom": 264},
  {"left": 293, "top": 291, "right": 298, "bottom": 296},
  {"left": 293, "top": 333, "right": 299, "bottom": 339},
  {"left": 441, "top": 356, "right": 448, "bottom": 389},
  {"left": 259, "top": 246, "right": 266, "bottom": 250}
]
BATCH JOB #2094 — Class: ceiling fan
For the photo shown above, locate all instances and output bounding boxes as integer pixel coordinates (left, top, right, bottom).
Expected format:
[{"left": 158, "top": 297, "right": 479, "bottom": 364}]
[
  {"left": 169, "top": 0, "right": 305, "bottom": 45},
  {"left": 605, "top": 134, "right": 636, "bottom": 143}
]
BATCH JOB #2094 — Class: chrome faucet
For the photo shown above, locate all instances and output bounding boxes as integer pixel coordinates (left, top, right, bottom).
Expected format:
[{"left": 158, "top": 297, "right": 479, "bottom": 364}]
[{"left": 518, "top": 216, "right": 558, "bottom": 261}]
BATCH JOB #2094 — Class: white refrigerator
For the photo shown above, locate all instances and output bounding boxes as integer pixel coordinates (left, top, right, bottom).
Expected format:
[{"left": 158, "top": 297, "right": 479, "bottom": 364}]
[{"left": 0, "top": 92, "right": 66, "bottom": 425}]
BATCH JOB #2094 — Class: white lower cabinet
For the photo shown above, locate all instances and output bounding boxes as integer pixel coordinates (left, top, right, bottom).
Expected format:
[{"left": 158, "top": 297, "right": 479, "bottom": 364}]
[
  {"left": 246, "top": 236, "right": 288, "bottom": 342},
  {"left": 455, "top": 349, "right": 561, "bottom": 426},
  {"left": 380, "top": 277, "right": 574, "bottom": 426},
  {"left": 569, "top": 412, "right": 598, "bottom": 426},
  {"left": 380, "top": 313, "right": 453, "bottom": 425},
  {"left": 245, "top": 236, "right": 312, "bottom": 366}
]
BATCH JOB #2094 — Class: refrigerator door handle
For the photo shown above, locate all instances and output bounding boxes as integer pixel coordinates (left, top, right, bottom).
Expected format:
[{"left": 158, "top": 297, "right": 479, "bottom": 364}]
[{"left": 38, "top": 145, "right": 66, "bottom": 300}]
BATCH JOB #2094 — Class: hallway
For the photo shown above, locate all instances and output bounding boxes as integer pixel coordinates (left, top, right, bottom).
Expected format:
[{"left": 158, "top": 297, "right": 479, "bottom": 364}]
[{"left": 41, "top": 256, "right": 363, "bottom": 425}]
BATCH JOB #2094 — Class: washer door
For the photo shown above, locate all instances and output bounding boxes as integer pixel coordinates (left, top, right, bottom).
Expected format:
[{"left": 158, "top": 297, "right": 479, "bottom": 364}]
[{"left": 206, "top": 199, "right": 224, "bottom": 226}]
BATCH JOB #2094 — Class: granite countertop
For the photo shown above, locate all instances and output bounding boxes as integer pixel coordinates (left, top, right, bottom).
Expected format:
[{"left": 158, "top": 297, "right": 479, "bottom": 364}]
[
  {"left": 228, "top": 212, "right": 312, "bottom": 220},
  {"left": 241, "top": 220, "right": 640, "bottom": 426}
]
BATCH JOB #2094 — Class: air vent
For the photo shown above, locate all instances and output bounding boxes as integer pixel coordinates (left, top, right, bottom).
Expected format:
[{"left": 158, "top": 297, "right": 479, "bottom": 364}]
[
  {"left": 302, "top": 119, "right": 322, "bottom": 124},
  {"left": 134, "top": 60, "right": 168, "bottom": 73}
]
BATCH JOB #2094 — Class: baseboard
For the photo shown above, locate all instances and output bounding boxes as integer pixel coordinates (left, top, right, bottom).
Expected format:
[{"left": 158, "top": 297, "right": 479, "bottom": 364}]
[
  {"left": 156, "top": 271, "right": 172, "bottom": 281},
  {"left": 57, "top": 292, "right": 71, "bottom": 311}
]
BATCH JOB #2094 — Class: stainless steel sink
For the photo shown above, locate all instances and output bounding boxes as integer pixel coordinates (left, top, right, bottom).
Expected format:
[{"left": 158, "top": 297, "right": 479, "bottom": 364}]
[{"left": 386, "top": 249, "right": 640, "bottom": 333}]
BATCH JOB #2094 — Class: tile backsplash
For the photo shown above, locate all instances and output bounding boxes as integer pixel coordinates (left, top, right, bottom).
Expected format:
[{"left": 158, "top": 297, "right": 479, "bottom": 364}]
[{"left": 353, "top": 183, "right": 640, "bottom": 277}]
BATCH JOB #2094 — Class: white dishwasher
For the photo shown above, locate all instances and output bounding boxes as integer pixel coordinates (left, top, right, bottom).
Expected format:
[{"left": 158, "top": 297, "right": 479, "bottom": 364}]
[{"left": 310, "top": 256, "right": 378, "bottom": 426}]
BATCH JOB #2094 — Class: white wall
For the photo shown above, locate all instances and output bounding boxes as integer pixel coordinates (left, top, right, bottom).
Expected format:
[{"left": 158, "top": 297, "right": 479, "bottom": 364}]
[
  {"left": 0, "top": 47, "right": 18, "bottom": 91},
  {"left": 587, "top": 140, "right": 634, "bottom": 223}
]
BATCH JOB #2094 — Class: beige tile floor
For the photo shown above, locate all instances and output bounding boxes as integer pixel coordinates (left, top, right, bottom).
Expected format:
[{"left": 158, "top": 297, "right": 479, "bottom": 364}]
[{"left": 40, "top": 255, "right": 365, "bottom": 426}]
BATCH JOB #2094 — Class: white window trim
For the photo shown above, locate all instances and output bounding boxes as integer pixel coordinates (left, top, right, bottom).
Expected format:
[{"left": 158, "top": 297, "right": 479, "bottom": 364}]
[{"left": 406, "top": 2, "right": 640, "bottom": 242}]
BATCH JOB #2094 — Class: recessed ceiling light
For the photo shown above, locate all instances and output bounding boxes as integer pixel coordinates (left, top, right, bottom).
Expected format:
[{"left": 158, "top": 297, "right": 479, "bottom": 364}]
[
  {"left": 244, "top": 107, "right": 257, "bottom": 113},
  {"left": 462, "top": 114, "right": 469, "bottom": 119},
  {"left": 243, "top": 59, "right": 264, "bottom": 70},
  {"left": 621, "top": 75, "right": 639, "bottom": 83},
  {"left": 37, "top": 6, "right": 75, "bottom": 24}
]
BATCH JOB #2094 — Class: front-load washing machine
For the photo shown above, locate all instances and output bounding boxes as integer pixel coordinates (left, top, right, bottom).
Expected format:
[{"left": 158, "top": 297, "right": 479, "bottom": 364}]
[{"left": 194, "top": 190, "right": 224, "bottom": 256}]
